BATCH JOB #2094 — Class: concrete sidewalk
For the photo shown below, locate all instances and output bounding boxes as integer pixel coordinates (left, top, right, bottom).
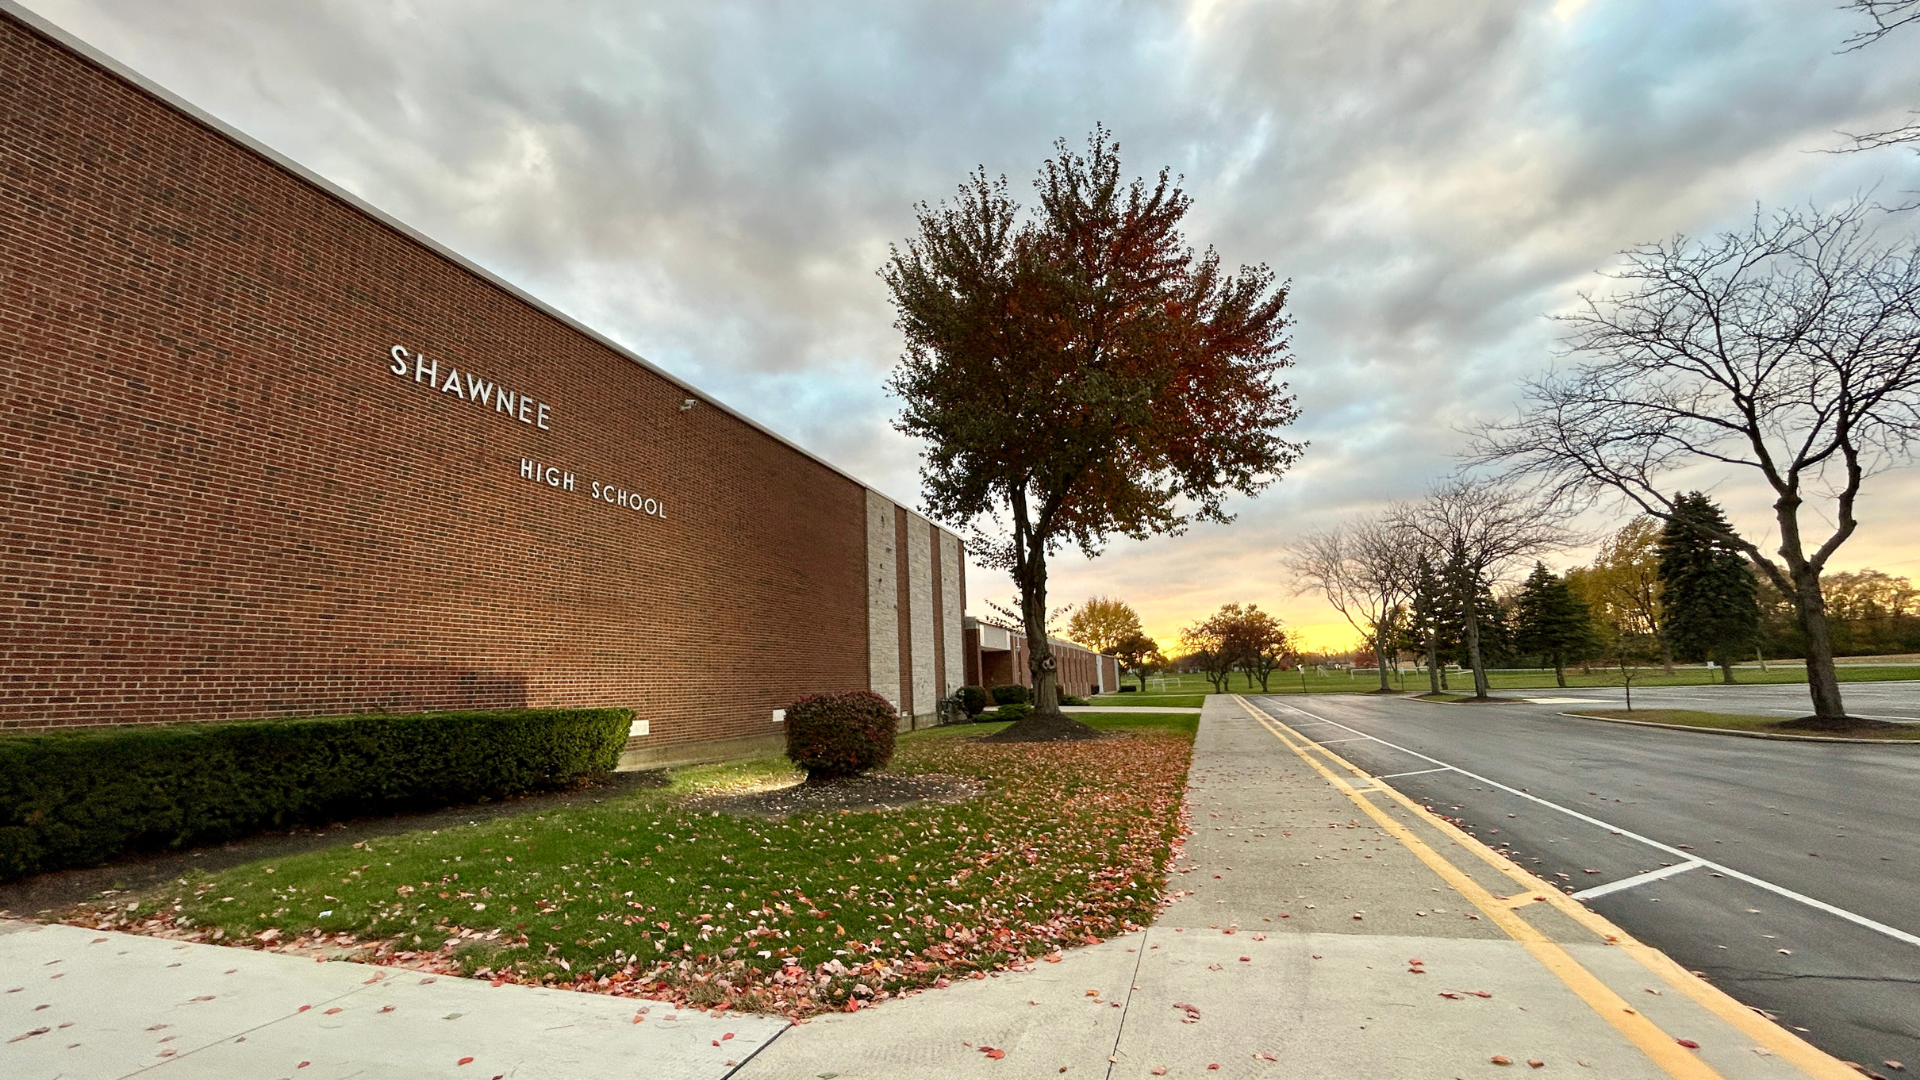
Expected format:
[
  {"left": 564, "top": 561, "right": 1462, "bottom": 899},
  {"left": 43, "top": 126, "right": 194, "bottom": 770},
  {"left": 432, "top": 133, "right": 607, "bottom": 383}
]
[
  {"left": 0, "top": 919, "right": 782, "bottom": 1079},
  {"left": 734, "top": 695, "right": 1855, "bottom": 1079}
]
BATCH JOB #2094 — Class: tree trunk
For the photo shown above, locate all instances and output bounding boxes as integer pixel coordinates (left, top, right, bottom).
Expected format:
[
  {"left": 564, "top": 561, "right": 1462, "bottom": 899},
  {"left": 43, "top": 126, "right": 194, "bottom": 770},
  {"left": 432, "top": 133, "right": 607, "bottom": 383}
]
[
  {"left": 1554, "top": 655, "right": 1566, "bottom": 688},
  {"left": 1375, "top": 632, "right": 1392, "bottom": 693},
  {"left": 1658, "top": 638, "right": 1676, "bottom": 676},
  {"left": 1718, "top": 651, "right": 1736, "bottom": 684},
  {"left": 985, "top": 522, "right": 1097, "bottom": 742},
  {"left": 1791, "top": 567, "right": 1849, "bottom": 723},
  {"left": 1426, "top": 629, "right": 1442, "bottom": 694},
  {"left": 1461, "top": 597, "right": 1491, "bottom": 699}
]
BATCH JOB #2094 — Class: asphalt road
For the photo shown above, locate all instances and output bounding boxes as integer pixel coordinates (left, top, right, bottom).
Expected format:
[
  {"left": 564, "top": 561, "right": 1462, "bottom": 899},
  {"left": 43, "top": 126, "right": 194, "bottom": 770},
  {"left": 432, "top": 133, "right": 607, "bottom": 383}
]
[{"left": 1244, "top": 685, "right": 1920, "bottom": 1074}]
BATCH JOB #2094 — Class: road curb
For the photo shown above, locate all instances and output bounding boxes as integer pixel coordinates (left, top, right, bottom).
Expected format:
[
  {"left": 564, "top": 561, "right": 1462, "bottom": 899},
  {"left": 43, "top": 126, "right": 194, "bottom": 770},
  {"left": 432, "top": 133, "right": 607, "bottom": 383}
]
[
  {"left": 1414, "top": 695, "right": 1526, "bottom": 706},
  {"left": 1558, "top": 711, "right": 1920, "bottom": 745}
]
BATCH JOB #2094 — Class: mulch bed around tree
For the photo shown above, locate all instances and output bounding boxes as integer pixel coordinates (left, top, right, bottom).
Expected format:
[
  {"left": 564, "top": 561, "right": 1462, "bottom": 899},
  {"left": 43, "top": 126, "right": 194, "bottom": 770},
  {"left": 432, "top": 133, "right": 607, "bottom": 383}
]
[{"left": 685, "top": 773, "right": 981, "bottom": 818}]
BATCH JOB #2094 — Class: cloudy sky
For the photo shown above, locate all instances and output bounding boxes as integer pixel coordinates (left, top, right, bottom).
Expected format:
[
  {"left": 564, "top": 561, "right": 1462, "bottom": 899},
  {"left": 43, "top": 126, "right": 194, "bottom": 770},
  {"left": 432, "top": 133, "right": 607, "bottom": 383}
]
[{"left": 25, "top": 0, "right": 1920, "bottom": 650}]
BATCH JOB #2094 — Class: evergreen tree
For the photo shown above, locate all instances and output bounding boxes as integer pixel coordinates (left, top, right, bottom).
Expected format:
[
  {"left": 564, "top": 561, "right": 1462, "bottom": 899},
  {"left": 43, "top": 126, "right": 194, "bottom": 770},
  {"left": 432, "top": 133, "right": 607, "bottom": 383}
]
[
  {"left": 1408, "top": 553, "right": 1461, "bottom": 692},
  {"left": 1657, "top": 493, "right": 1761, "bottom": 683},
  {"left": 1470, "top": 577, "right": 1514, "bottom": 667},
  {"left": 1514, "top": 562, "right": 1599, "bottom": 687}
]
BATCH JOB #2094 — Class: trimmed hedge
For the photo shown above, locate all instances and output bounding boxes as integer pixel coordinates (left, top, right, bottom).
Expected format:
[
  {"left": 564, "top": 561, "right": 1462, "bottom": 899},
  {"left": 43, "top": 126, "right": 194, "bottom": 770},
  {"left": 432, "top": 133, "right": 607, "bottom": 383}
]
[
  {"left": 0, "top": 708, "right": 631, "bottom": 882},
  {"left": 956, "top": 685, "right": 990, "bottom": 716},
  {"left": 987, "top": 702, "right": 1033, "bottom": 723},
  {"left": 990, "top": 684, "right": 1029, "bottom": 706},
  {"left": 784, "top": 691, "right": 898, "bottom": 782}
]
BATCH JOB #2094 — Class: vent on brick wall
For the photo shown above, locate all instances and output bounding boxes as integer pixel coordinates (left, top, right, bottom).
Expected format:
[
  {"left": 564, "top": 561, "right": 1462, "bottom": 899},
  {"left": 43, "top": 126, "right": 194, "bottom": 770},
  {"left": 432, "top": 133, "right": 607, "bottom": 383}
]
[
  {"left": 772, "top": 709, "right": 786, "bottom": 725},
  {"left": 630, "top": 718, "right": 650, "bottom": 737}
]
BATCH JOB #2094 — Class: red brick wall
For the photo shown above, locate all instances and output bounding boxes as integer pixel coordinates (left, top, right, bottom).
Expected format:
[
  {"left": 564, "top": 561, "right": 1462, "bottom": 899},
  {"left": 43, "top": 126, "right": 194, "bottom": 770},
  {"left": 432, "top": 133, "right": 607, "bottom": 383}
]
[{"left": 0, "top": 12, "right": 871, "bottom": 750}]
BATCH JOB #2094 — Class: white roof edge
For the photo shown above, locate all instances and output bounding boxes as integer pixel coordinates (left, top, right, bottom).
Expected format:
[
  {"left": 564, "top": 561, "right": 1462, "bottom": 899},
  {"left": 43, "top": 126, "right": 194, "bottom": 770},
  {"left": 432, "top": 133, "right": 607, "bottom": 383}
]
[
  {"left": 0, "top": 0, "right": 946, "bottom": 529},
  {"left": 964, "top": 617, "right": 1112, "bottom": 659}
]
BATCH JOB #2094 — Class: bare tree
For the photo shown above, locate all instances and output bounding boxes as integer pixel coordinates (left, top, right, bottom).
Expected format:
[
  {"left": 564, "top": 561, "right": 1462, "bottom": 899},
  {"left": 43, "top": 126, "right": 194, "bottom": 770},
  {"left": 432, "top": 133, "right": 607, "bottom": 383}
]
[
  {"left": 1476, "top": 204, "right": 1920, "bottom": 723},
  {"left": 1837, "top": 2, "right": 1920, "bottom": 150},
  {"left": 1390, "top": 479, "right": 1576, "bottom": 700},
  {"left": 1284, "top": 516, "right": 1415, "bottom": 693}
]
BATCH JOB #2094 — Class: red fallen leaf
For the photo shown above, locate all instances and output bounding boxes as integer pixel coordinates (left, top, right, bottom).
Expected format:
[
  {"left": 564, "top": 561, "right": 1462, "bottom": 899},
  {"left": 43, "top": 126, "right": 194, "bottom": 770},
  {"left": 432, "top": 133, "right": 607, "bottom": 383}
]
[
  {"left": 711, "top": 1040, "right": 720, "bottom": 1047},
  {"left": 490, "top": 978, "right": 506, "bottom": 988},
  {"left": 297, "top": 1063, "right": 310, "bottom": 1070},
  {"left": 1152, "top": 1069, "right": 1169, "bottom": 1076},
  {"left": 1409, "top": 958, "right": 1425, "bottom": 965},
  {"left": 1043, "top": 954, "right": 1063, "bottom": 964},
  {"left": 722, "top": 1032, "right": 735, "bottom": 1041},
  {"left": 1469, "top": 991, "right": 1493, "bottom": 999},
  {"left": 1492, "top": 1055, "right": 1513, "bottom": 1065},
  {"left": 1258, "top": 1052, "right": 1278, "bottom": 1061},
  {"left": 1528, "top": 1060, "right": 1545, "bottom": 1069},
  {"left": 190, "top": 995, "right": 216, "bottom": 1002},
  {"left": 323, "top": 1008, "right": 342, "bottom": 1015},
  {"left": 982, "top": 1046, "right": 1006, "bottom": 1059},
  {"left": 1239, "top": 956, "right": 1251, "bottom": 962},
  {"left": 1677, "top": 1039, "right": 1700, "bottom": 1049},
  {"left": 1208, "top": 1065, "right": 1220, "bottom": 1071},
  {"left": 631, "top": 1016, "right": 645, "bottom": 1024},
  {"left": 8, "top": 1027, "right": 51, "bottom": 1043},
  {"left": 297, "top": 1005, "right": 312, "bottom": 1013},
  {"left": 457, "top": 1056, "right": 475, "bottom": 1066},
  {"left": 378, "top": 1005, "right": 395, "bottom": 1014},
  {"left": 1439, "top": 992, "right": 1463, "bottom": 1000}
]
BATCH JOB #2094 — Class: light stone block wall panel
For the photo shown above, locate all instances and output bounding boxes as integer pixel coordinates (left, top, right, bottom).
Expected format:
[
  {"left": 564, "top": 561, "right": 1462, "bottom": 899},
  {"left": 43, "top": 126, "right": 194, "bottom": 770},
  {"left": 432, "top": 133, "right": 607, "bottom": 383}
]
[
  {"left": 940, "top": 532, "right": 965, "bottom": 700},
  {"left": 906, "top": 512, "right": 937, "bottom": 719},
  {"left": 865, "top": 490, "right": 901, "bottom": 712}
]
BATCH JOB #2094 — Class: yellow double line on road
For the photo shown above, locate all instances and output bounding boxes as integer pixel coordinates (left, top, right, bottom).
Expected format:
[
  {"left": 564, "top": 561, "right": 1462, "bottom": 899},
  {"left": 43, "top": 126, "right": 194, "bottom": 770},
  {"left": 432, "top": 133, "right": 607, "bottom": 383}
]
[{"left": 1232, "top": 695, "right": 1854, "bottom": 1080}]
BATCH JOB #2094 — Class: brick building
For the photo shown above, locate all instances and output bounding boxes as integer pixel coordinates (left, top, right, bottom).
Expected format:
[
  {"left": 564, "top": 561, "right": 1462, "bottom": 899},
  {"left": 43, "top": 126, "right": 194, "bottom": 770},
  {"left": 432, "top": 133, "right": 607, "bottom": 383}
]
[
  {"left": 0, "top": 5, "right": 965, "bottom": 764},
  {"left": 961, "top": 618, "right": 1119, "bottom": 699}
]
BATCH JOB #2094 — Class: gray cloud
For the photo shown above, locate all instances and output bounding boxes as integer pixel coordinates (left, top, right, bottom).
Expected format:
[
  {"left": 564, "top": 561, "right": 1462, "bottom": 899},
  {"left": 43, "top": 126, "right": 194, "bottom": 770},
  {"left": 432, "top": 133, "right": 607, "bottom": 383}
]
[{"left": 26, "top": 0, "right": 1920, "bottom": 645}]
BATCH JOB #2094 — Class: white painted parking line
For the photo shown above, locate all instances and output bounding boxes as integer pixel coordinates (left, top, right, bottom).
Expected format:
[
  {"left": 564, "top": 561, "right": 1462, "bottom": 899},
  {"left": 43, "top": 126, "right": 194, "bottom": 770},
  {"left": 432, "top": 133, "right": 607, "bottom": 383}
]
[
  {"left": 1570, "top": 860, "right": 1706, "bottom": 900},
  {"left": 1375, "top": 766, "right": 1455, "bottom": 779},
  {"left": 1249, "top": 696, "right": 1920, "bottom": 950},
  {"left": 1314, "top": 737, "right": 1371, "bottom": 744}
]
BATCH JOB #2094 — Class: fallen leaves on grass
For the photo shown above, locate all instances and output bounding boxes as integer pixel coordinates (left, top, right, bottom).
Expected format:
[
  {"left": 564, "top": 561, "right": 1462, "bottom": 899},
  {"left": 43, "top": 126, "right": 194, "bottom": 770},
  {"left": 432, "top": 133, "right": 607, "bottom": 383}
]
[{"left": 65, "top": 732, "right": 1192, "bottom": 1021}]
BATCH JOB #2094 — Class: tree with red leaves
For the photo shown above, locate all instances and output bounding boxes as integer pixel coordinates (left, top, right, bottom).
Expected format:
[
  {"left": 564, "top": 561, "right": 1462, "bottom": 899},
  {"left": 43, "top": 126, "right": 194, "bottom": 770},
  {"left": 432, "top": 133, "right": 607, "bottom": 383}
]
[{"left": 883, "top": 127, "right": 1301, "bottom": 740}]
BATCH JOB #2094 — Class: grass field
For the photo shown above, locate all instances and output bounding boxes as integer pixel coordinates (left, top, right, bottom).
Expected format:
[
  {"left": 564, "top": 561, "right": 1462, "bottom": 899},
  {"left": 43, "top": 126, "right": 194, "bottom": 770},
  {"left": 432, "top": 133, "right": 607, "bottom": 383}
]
[
  {"left": 1084, "top": 693, "right": 1206, "bottom": 708},
  {"left": 1094, "top": 664, "right": 1920, "bottom": 701},
  {"left": 1567, "top": 708, "right": 1920, "bottom": 740},
  {"left": 69, "top": 713, "right": 1194, "bottom": 1017}
]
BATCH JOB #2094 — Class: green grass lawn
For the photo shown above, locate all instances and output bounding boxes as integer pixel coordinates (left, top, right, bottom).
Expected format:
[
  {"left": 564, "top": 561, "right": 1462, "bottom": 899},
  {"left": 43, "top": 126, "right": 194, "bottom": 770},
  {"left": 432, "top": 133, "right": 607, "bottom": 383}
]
[
  {"left": 1102, "top": 665, "right": 1920, "bottom": 700},
  {"left": 1085, "top": 693, "right": 1206, "bottom": 708},
  {"left": 70, "top": 713, "right": 1194, "bottom": 1017},
  {"left": 1567, "top": 709, "right": 1920, "bottom": 740}
]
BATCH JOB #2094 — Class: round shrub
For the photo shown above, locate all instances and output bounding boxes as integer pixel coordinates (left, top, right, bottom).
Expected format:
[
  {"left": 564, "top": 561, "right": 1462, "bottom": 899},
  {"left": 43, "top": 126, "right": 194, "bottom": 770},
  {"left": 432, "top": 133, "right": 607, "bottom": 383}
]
[
  {"left": 956, "top": 685, "right": 990, "bottom": 716},
  {"left": 988, "top": 702, "right": 1032, "bottom": 722},
  {"left": 990, "top": 683, "right": 1029, "bottom": 706},
  {"left": 784, "top": 690, "right": 898, "bottom": 783}
]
